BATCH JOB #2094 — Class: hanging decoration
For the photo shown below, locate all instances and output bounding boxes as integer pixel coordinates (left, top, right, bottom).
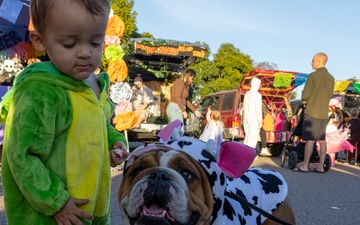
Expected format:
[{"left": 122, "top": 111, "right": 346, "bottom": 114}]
[
  {"left": 334, "top": 80, "right": 350, "bottom": 92},
  {"left": 273, "top": 72, "right": 293, "bottom": 87},
  {"left": 104, "top": 11, "right": 137, "bottom": 131},
  {"left": 294, "top": 73, "right": 308, "bottom": 87},
  {"left": 104, "top": 13, "right": 127, "bottom": 83}
]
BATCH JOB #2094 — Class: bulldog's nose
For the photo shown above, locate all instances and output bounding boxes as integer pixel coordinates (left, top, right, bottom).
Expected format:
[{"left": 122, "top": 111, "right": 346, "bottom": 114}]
[{"left": 149, "top": 170, "right": 171, "bottom": 181}]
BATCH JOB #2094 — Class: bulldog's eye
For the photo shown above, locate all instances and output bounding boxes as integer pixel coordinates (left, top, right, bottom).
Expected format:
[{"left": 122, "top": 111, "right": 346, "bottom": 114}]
[
  {"left": 132, "top": 166, "right": 144, "bottom": 177},
  {"left": 180, "top": 169, "right": 194, "bottom": 181}
]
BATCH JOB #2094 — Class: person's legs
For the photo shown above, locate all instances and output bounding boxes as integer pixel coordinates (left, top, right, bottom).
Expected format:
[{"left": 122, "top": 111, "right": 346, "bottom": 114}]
[
  {"left": 299, "top": 113, "right": 316, "bottom": 172},
  {"left": 166, "top": 102, "right": 183, "bottom": 123},
  {"left": 260, "top": 128, "right": 267, "bottom": 148},
  {"left": 243, "top": 123, "right": 249, "bottom": 146},
  {"left": 259, "top": 128, "right": 271, "bottom": 156},
  {"left": 315, "top": 140, "right": 326, "bottom": 172},
  {"left": 132, "top": 110, "right": 149, "bottom": 129},
  {"left": 246, "top": 127, "right": 260, "bottom": 149},
  {"left": 313, "top": 118, "right": 328, "bottom": 172},
  {"left": 299, "top": 140, "right": 315, "bottom": 171},
  {"left": 166, "top": 102, "right": 184, "bottom": 133}
]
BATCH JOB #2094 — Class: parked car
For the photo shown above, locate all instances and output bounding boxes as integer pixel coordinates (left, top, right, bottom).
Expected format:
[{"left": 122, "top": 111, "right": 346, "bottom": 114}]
[{"left": 199, "top": 69, "right": 308, "bottom": 156}]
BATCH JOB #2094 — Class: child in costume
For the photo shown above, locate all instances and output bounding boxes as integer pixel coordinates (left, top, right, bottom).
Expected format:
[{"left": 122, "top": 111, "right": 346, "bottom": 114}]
[
  {"left": 0, "top": 0, "right": 128, "bottom": 224},
  {"left": 200, "top": 108, "right": 224, "bottom": 149},
  {"left": 324, "top": 98, "right": 353, "bottom": 166},
  {"left": 346, "top": 108, "right": 360, "bottom": 165}
]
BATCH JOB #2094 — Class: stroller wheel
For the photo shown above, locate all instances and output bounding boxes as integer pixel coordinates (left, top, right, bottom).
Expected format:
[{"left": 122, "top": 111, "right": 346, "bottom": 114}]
[
  {"left": 281, "top": 148, "right": 287, "bottom": 167},
  {"left": 288, "top": 151, "right": 298, "bottom": 170},
  {"left": 324, "top": 154, "right": 331, "bottom": 172}
]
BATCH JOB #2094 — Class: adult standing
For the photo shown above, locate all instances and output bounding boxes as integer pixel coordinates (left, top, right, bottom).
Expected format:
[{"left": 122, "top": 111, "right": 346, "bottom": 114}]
[
  {"left": 131, "top": 76, "right": 154, "bottom": 129},
  {"left": 298, "top": 53, "right": 335, "bottom": 173},
  {"left": 242, "top": 77, "right": 263, "bottom": 149},
  {"left": 166, "top": 69, "right": 202, "bottom": 131}
]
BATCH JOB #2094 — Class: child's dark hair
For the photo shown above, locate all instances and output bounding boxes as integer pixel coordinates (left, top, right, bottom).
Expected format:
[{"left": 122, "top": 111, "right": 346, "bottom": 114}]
[
  {"left": 350, "top": 108, "right": 359, "bottom": 117},
  {"left": 30, "top": 0, "right": 110, "bottom": 34}
]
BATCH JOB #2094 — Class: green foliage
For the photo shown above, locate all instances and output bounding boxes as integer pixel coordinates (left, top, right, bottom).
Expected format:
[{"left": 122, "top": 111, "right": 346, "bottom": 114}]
[
  {"left": 214, "top": 43, "right": 253, "bottom": 75},
  {"left": 140, "top": 32, "right": 154, "bottom": 38},
  {"left": 253, "top": 61, "right": 278, "bottom": 70},
  {"left": 189, "top": 59, "right": 219, "bottom": 82},
  {"left": 190, "top": 43, "right": 254, "bottom": 98}
]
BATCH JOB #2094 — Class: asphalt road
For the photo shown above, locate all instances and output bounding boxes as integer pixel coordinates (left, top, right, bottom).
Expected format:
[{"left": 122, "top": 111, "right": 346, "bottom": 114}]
[{"left": 1, "top": 152, "right": 359, "bottom": 225}]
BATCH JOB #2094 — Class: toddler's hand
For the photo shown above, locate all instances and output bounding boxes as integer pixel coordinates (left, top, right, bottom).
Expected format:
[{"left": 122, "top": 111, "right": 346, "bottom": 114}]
[
  {"left": 54, "top": 197, "right": 93, "bottom": 225},
  {"left": 110, "top": 141, "right": 129, "bottom": 167}
]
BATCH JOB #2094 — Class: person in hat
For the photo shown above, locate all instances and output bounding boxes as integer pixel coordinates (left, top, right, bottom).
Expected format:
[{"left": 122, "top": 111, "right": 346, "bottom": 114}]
[{"left": 130, "top": 76, "right": 154, "bottom": 129}]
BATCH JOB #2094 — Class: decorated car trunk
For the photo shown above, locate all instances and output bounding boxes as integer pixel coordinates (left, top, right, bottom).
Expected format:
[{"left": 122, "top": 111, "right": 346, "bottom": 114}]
[
  {"left": 121, "top": 38, "right": 207, "bottom": 141},
  {"left": 200, "top": 69, "right": 308, "bottom": 157}
]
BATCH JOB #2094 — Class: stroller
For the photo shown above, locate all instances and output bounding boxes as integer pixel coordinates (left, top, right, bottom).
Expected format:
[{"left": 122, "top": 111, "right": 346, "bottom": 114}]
[{"left": 281, "top": 104, "right": 331, "bottom": 171}]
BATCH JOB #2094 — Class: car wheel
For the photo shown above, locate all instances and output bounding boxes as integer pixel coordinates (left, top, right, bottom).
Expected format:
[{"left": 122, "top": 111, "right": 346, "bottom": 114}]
[{"left": 269, "top": 143, "right": 284, "bottom": 157}]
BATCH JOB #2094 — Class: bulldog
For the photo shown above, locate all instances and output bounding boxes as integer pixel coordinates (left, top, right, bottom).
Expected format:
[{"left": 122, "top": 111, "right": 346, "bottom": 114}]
[{"left": 118, "top": 120, "right": 296, "bottom": 225}]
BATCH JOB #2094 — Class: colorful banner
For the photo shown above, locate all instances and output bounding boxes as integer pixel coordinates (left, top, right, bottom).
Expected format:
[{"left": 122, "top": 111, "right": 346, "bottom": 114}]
[
  {"left": 334, "top": 80, "right": 350, "bottom": 92},
  {"left": 294, "top": 73, "right": 308, "bottom": 87},
  {"left": 352, "top": 82, "right": 360, "bottom": 94},
  {"left": 273, "top": 72, "right": 293, "bottom": 87},
  {"left": 0, "top": 30, "right": 23, "bottom": 51},
  {"left": 0, "top": 0, "right": 23, "bottom": 24},
  {"left": 135, "top": 43, "right": 206, "bottom": 58}
]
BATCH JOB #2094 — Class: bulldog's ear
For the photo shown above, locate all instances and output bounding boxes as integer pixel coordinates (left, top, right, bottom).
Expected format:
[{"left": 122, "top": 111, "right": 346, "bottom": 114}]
[
  {"left": 157, "top": 119, "right": 182, "bottom": 142},
  {"left": 217, "top": 141, "right": 257, "bottom": 178}
]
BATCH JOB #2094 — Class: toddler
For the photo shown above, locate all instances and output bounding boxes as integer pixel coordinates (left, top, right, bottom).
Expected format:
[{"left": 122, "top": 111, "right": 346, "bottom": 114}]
[
  {"left": 1, "top": 0, "right": 128, "bottom": 224},
  {"left": 200, "top": 108, "right": 224, "bottom": 149}
]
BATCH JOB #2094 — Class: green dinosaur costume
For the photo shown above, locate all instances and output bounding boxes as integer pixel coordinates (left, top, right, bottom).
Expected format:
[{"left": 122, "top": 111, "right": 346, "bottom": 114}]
[{"left": 1, "top": 62, "right": 127, "bottom": 225}]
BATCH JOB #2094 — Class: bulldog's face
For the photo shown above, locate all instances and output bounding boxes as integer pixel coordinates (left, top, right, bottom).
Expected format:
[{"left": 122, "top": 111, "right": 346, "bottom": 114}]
[{"left": 118, "top": 148, "right": 214, "bottom": 225}]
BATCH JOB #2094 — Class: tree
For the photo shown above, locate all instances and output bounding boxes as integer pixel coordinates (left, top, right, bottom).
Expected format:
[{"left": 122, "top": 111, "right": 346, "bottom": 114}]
[
  {"left": 212, "top": 43, "right": 253, "bottom": 91},
  {"left": 189, "top": 59, "right": 219, "bottom": 97},
  {"left": 253, "top": 61, "right": 278, "bottom": 70}
]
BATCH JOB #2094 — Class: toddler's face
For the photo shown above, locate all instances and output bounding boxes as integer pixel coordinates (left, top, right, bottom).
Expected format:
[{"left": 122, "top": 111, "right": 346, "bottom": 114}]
[{"left": 39, "top": 1, "right": 108, "bottom": 80}]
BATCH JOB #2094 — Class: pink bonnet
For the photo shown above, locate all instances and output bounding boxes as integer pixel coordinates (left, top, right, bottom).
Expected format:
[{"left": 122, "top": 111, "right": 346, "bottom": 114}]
[{"left": 329, "top": 98, "right": 342, "bottom": 110}]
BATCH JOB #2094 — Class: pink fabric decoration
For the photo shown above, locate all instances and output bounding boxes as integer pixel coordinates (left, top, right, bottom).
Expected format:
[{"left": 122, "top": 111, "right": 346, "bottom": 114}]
[
  {"left": 218, "top": 142, "right": 257, "bottom": 178},
  {"left": 274, "top": 113, "right": 284, "bottom": 131},
  {"left": 105, "top": 35, "right": 121, "bottom": 46},
  {"left": 317, "top": 128, "right": 354, "bottom": 166},
  {"left": 157, "top": 119, "right": 183, "bottom": 141},
  {"left": 114, "top": 100, "right": 133, "bottom": 115}
]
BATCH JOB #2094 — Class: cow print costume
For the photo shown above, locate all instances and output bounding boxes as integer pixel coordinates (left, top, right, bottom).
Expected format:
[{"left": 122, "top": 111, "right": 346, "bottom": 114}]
[{"left": 124, "top": 121, "right": 288, "bottom": 225}]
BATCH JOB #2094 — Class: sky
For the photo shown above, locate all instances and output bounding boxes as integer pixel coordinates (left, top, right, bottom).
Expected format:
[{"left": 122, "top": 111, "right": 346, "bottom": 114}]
[{"left": 133, "top": 0, "right": 360, "bottom": 82}]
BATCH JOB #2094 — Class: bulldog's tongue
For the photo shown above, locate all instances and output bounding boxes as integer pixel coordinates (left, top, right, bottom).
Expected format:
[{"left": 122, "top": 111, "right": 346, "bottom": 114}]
[
  {"left": 145, "top": 203, "right": 164, "bottom": 214},
  {"left": 143, "top": 204, "right": 175, "bottom": 222}
]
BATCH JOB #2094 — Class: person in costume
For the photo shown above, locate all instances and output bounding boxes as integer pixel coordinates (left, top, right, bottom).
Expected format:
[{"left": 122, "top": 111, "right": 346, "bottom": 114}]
[
  {"left": 242, "top": 77, "right": 262, "bottom": 149},
  {"left": 199, "top": 108, "right": 224, "bottom": 150},
  {"left": 0, "top": 0, "right": 128, "bottom": 224}
]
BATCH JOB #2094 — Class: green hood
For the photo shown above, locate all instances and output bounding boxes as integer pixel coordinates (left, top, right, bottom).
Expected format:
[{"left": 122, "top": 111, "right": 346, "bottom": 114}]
[{"left": 0, "top": 62, "right": 101, "bottom": 122}]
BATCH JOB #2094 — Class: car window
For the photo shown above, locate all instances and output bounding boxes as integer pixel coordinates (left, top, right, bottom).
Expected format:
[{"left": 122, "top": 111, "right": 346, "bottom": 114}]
[
  {"left": 214, "top": 96, "right": 221, "bottom": 110},
  {"left": 221, "top": 94, "right": 235, "bottom": 111},
  {"left": 201, "top": 97, "right": 212, "bottom": 109}
]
